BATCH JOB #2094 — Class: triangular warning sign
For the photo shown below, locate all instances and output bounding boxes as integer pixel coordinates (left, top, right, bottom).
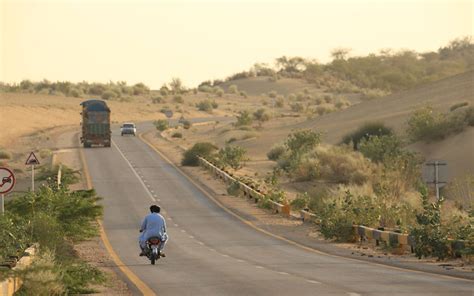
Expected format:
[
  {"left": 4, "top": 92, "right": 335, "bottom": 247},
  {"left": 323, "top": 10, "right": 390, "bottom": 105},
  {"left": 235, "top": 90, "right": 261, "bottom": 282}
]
[{"left": 25, "top": 152, "right": 40, "bottom": 165}]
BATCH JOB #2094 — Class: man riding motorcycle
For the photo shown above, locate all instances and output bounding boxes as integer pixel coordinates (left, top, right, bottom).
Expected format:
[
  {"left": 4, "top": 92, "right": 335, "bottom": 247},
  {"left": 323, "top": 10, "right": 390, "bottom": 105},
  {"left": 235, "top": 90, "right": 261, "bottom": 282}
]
[{"left": 139, "top": 205, "right": 168, "bottom": 257}]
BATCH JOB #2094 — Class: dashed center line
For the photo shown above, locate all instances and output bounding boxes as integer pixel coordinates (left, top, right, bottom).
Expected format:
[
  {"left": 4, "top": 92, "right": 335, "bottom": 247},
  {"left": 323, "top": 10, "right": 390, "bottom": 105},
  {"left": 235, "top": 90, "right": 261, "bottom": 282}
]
[
  {"left": 255, "top": 266, "right": 264, "bottom": 269},
  {"left": 189, "top": 235, "right": 195, "bottom": 239},
  {"left": 307, "top": 280, "right": 321, "bottom": 284},
  {"left": 347, "top": 293, "right": 361, "bottom": 296},
  {"left": 181, "top": 229, "right": 186, "bottom": 233},
  {"left": 197, "top": 242, "right": 205, "bottom": 246},
  {"left": 221, "top": 254, "right": 229, "bottom": 258},
  {"left": 236, "top": 259, "right": 245, "bottom": 263},
  {"left": 278, "top": 271, "right": 290, "bottom": 275}
]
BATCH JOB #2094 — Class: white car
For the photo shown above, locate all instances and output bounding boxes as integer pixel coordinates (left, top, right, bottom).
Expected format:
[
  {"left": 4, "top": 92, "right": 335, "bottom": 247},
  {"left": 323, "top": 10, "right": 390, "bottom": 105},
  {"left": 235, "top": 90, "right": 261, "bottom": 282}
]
[{"left": 121, "top": 122, "right": 137, "bottom": 136}]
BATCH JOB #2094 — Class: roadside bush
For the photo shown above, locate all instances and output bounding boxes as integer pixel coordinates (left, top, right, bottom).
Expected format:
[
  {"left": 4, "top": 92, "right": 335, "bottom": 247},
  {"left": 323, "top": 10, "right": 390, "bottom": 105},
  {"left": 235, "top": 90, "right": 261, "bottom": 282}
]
[
  {"left": 239, "top": 91, "right": 248, "bottom": 98},
  {"left": 227, "top": 180, "right": 241, "bottom": 196},
  {"left": 275, "top": 96, "right": 284, "bottom": 107},
  {"left": 101, "top": 90, "right": 116, "bottom": 100},
  {"left": 235, "top": 110, "right": 253, "bottom": 126},
  {"left": 154, "top": 119, "right": 169, "bottom": 131},
  {"left": 407, "top": 106, "right": 474, "bottom": 142},
  {"left": 196, "top": 100, "right": 213, "bottom": 112},
  {"left": 171, "top": 132, "right": 183, "bottom": 138},
  {"left": 268, "top": 90, "right": 277, "bottom": 98},
  {"left": 318, "top": 191, "right": 381, "bottom": 242},
  {"left": 290, "top": 102, "right": 304, "bottom": 112},
  {"left": 217, "top": 145, "right": 247, "bottom": 170},
  {"left": 0, "top": 149, "right": 12, "bottom": 159},
  {"left": 173, "top": 95, "right": 184, "bottom": 103},
  {"left": 152, "top": 96, "right": 163, "bottom": 104},
  {"left": 182, "top": 120, "right": 192, "bottom": 129},
  {"left": 342, "top": 122, "right": 393, "bottom": 150},
  {"left": 228, "top": 84, "right": 238, "bottom": 94},
  {"left": 310, "top": 146, "right": 373, "bottom": 184},
  {"left": 253, "top": 108, "right": 270, "bottom": 126},
  {"left": 360, "top": 89, "right": 388, "bottom": 100},
  {"left": 358, "top": 134, "right": 403, "bottom": 163},
  {"left": 181, "top": 142, "right": 218, "bottom": 166},
  {"left": 215, "top": 88, "right": 224, "bottom": 97},
  {"left": 267, "top": 144, "right": 286, "bottom": 161},
  {"left": 291, "top": 193, "right": 309, "bottom": 210},
  {"left": 410, "top": 187, "right": 450, "bottom": 260}
]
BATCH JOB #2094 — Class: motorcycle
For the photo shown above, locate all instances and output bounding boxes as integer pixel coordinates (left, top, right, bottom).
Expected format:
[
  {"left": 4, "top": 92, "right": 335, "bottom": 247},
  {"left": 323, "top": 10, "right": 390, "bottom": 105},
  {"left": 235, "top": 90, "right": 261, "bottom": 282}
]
[{"left": 145, "top": 236, "right": 162, "bottom": 265}]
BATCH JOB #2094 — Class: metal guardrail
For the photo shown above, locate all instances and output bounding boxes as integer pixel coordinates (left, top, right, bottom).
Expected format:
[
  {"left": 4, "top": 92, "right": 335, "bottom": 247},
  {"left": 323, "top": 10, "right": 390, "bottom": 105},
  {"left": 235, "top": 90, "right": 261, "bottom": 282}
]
[
  {"left": 197, "top": 156, "right": 469, "bottom": 256},
  {"left": 0, "top": 246, "right": 36, "bottom": 296},
  {"left": 198, "top": 157, "right": 290, "bottom": 216}
]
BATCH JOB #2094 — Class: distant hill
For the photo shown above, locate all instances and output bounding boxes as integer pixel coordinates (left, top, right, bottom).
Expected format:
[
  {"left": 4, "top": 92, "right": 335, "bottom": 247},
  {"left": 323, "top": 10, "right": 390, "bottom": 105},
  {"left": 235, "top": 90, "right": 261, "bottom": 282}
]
[{"left": 239, "top": 71, "right": 474, "bottom": 181}]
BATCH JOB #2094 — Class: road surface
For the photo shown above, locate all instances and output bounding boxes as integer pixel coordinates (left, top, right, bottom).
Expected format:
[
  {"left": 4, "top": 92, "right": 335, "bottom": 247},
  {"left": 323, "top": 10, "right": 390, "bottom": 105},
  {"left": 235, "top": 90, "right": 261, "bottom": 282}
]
[{"left": 83, "top": 126, "right": 473, "bottom": 296}]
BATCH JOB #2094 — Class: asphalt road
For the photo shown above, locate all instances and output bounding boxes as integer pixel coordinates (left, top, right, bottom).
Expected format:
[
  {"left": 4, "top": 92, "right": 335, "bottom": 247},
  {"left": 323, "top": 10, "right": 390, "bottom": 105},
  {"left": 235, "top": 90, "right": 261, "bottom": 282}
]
[{"left": 84, "top": 126, "right": 473, "bottom": 296}]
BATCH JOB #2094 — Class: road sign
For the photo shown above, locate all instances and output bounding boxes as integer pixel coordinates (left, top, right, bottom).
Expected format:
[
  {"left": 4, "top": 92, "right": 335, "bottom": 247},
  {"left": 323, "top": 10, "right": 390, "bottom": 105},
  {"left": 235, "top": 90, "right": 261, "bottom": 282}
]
[
  {"left": 0, "top": 167, "right": 15, "bottom": 194},
  {"left": 25, "top": 152, "right": 40, "bottom": 165}
]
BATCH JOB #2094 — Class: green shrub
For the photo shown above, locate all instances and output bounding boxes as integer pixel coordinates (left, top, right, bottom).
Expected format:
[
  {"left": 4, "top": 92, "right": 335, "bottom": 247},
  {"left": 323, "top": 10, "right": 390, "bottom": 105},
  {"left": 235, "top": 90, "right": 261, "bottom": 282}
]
[
  {"left": 253, "top": 108, "right": 270, "bottom": 126},
  {"left": 217, "top": 145, "right": 247, "bottom": 170},
  {"left": 196, "top": 100, "right": 213, "bottom": 112},
  {"left": 360, "top": 89, "right": 388, "bottom": 100},
  {"left": 290, "top": 102, "right": 304, "bottom": 112},
  {"left": 406, "top": 106, "right": 473, "bottom": 143},
  {"left": 410, "top": 187, "right": 450, "bottom": 260},
  {"left": 268, "top": 90, "right": 277, "bottom": 98},
  {"left": 171, "top": 132, "right": 183, "bottom": 138},
  {"left": 182, "top": 120, "right": 192, "bottom": 129},
  {"left": 228, "top": 84, "right": 238, "bottom": 94},
  {"left": 181, "top": 142, "right": 218, "bottom": 166},
  {"left": 275, "top": 96, "right": 284, "bottom": 107},
  {"left": 173, "top": 95, "right": 184, "bottom": 103},
  {"left": 290, "top": 193, "right": 309, "bottom": 210},
  {"left": 342, "top": 122, "right": 393, "bottom": 150},
  {"left": 359, "top": 134, "right": 403, "bottom": 163},
  {"left": 154, "top": 119, "right": 169, "bottom": 131},
  {"left": 227, "top": 180, "right": 241, "bottom": 196},
  {"left": 0, "top": 149, "right": 12, "bottom": 159},
  {"left": 215, "top": 88, "right": 224, "bottom": 97},
  {"left": 235, "top": 110, "right": 253, "bottom": 126},
  {"left": 239, "top": 91, "right": 248, "bottom": 98},
  {"left": 267, "top": 144, "right": 286, "bottom": 161},
  {"left": 101, "top": 90, "right": 116, "bottom": 100}
]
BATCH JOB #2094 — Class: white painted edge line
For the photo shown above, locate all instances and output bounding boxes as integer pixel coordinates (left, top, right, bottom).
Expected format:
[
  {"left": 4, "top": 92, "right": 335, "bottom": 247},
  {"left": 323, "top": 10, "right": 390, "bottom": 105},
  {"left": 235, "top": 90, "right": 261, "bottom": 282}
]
[{"left": 112, "top": 140, "right": 156, "bottom": 202}]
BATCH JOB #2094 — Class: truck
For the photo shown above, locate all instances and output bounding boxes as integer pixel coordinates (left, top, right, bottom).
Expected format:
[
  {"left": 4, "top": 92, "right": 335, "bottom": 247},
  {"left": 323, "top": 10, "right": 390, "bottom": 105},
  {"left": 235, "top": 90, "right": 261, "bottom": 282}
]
[{"left": 80, "top": 100, "right": 111, "bottom": 148}]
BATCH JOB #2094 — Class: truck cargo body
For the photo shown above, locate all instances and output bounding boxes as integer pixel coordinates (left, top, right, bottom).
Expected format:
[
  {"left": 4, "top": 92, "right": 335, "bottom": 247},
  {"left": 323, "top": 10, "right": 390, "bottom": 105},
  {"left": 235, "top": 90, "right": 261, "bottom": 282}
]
[{"left": 80, "top": 100, "right": 111, "bottom": 148}]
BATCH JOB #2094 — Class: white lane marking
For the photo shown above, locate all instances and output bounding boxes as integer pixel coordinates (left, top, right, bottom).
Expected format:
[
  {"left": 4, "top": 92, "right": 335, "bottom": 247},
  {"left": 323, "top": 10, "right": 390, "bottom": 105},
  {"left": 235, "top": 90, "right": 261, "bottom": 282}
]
[
  {"left": 150, "top": 190, "right": 155, "bottom": 193},
  {"left": 112, "top": 141, "right": 155, "bottom": 202},
  {"left": 198, "top": 242, "right": 204, "bottom": 246},
  {"left": 181, "top": 229, "right": 186, "bottom": 233},
  {"left": 236, "top": 259, "right": 245, "bottom": 263},
  {"left": 278, "top": 271, "right": 289, "bottom": 275},
  {"left": 255, "top": 266, "right": 264, "bottom": 269},
  {"left": 347, "top": 293, "right": 361, "bottom": 296},
  {"left": 307, "top": 280, "right": 321, "bottom": 284},
  {"left": 167, "top": 218, "right": 172, "bottom": 221},
  {"left": 174, "top": 224, "right": 178, "bottom": 227},
  {"left": 209, "top": 248, "right": 216, "bottom": 252},
  {"left": 189, "top": 235, "right": 195, "bottom": 239},
  {"left": 221, "top": 254, "right": 229, "bottom": 258}
]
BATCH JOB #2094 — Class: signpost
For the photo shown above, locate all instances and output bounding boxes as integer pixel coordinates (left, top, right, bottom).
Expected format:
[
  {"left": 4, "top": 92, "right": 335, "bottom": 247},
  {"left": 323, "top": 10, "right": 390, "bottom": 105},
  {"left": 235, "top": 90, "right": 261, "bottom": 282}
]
[
  {"left": 25, "top": 152, "right": 40, "bottom": 192},
  {"left": 0, "top": 167, "right": 15, "bottom": 215},
  {"left": 424, "top": 160, "right": 447, "bottom": 200},
  {"left": 164, "top": 110, "right": 174, "bottom": 127}
]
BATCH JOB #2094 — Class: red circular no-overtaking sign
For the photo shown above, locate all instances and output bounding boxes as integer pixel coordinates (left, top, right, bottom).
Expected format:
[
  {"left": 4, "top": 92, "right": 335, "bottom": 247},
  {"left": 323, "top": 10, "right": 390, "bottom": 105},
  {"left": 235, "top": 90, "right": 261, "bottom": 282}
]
[{"left": 0, "top": 167, "right": 15, "bottom": 194}]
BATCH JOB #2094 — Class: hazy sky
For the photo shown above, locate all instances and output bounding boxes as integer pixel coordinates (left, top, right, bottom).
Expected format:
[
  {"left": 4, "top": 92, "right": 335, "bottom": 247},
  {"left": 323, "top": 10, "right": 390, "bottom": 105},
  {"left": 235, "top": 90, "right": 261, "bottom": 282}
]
[{"left": 1, "top": 0, "right": 472, "bottom": 88}]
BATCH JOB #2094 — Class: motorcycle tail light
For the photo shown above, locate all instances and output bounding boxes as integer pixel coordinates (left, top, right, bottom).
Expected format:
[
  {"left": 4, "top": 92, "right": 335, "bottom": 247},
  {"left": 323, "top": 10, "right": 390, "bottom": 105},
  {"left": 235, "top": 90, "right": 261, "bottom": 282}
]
[{"left": 149, "top": 238, "right": 160, "bottom": 244}]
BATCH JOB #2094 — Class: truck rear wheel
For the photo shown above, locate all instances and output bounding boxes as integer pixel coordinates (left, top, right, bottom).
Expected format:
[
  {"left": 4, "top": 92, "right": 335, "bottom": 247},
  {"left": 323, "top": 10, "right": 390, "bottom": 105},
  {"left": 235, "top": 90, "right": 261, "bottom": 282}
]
[{"left": 84, "top": 143, "right": 91, "bottom": 148}]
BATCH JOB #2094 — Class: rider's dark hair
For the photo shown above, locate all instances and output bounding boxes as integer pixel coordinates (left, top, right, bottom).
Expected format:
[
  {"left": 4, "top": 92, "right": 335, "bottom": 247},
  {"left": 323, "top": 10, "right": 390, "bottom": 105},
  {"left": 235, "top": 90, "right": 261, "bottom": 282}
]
[{"left": 150, "top": 205, "right": 161, "bottom": 213}]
